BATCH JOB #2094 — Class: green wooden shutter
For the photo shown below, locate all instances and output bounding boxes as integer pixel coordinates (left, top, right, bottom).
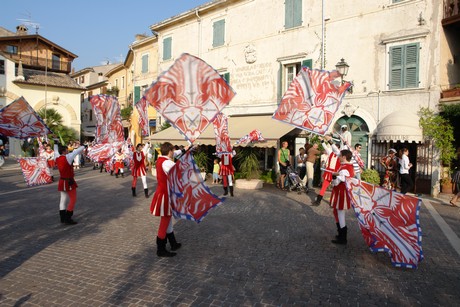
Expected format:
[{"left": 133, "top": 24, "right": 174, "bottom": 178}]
[
  {"left": 302, "top": 59, "right": 312, "bottom": 69},
  {"left": 221, "top": 72, "right": 230, "bottom": 83},
  {"left": 163, "top": 37, "right": 172, "bottom": 60},
  {"left": 389, "top": 46, "right": 403, "bottom": 89},
  {"left": 141, "top": 54, "right": 148, "bottom": 73},
  {"left": 293, "top": 0, "right": 302, "bottom": 27},
  {"left": 405, "top": 43, "right": 419, "bottom": 88},
  {"left": 134, "top": 86, "right": 141, "bottom": 103},
  {"left": 285, "top": 0, "right": 294, "bottom": 29},
  {"left": 213, "top": 20, "right": 225, "bottom": 47}
]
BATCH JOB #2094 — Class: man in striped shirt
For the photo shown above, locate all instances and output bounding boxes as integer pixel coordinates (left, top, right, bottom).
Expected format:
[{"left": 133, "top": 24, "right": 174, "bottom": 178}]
[{"left": 351, "top": 143, "right": 365, "bottom": 180}]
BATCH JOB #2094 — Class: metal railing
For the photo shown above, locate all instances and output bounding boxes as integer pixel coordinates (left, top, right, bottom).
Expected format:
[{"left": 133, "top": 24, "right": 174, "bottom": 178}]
[{"left": 3, "top": 52, "right": 71, "bottom": 73}]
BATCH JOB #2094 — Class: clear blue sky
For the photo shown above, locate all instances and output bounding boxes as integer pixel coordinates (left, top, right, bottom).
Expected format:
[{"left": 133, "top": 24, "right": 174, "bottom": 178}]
[{"left": 2, "top": 0, "right": 210, "bottom": 71}]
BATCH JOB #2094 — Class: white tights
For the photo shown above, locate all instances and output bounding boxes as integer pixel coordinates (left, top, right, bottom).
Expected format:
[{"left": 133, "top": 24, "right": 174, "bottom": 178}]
[{"left": 337, "top": 210, "right": 346, "bottom": 228}]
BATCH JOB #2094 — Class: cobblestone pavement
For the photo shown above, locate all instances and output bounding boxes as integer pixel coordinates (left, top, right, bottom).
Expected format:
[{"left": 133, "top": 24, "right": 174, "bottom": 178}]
[{"left": 1, "top": 161, "right": 459, "bottom": 306}]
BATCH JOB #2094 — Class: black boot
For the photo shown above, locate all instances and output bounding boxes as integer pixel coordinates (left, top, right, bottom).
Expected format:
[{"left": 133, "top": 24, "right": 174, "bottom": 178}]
[
  {"left": 312, "top": 195, "right": 323, "bottom": 206},
  {"left": 156, "top": 237, "right": 176, "bottom": 257},
  {"left": 144, "top": 188, "right": 149, "bottom": 198},
  {"left": 59, "top": 210, "right": 66, "bottom": 223},
  {"left": 223, "top": 187, "right": 228, "bottom": 196},
  {"left": 166, "top": 232, "right": 182, "bottom": 251},
  {"left": 121, "top": 172, "right": 124, "bottom": 178},
  {"left": 110, "top": 170, "right": 114, "bottom": 176},
  {"left": 331, "top": 226, "right": 347, "bottom": 244},
  {"left": 64, "top": 210, "right": 77, "bottom": 225},
  {"left": 115, "top": 172, "right": 119, "bottom": 178},
  {"left": 229, "top": 186, "right": 234, "bottom": 197},
  {"left": 132, "top": 187, "right": 136, "bottom": 197},
  {"left": 335, "top": 223, "right": 340, "bottom": 239}
]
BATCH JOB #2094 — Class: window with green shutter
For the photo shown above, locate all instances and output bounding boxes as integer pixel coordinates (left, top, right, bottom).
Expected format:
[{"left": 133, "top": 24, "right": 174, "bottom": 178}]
[
  {"left": 213, "top": 19, "right": 225, "bottom": 47},
  {"left": 389, "top": 43, "right": 419, "bottom": 90},
  {"left": 221, "top": 72, "right": 230, "bottom": 83},
  {"left": 302, "top": 59, "right": 313, "bottom": 69},
  {"left": 285, "top": 0, "right": 302, "bottom": 29},
  {"left": 134, "top": 86, "right": 141, "bottom": 103},
  {"left": 141, "top": 54, "right": 148, "bottom": 74},
  {"left": 163, "top": 37, "right": 172, "bottom": 61}
]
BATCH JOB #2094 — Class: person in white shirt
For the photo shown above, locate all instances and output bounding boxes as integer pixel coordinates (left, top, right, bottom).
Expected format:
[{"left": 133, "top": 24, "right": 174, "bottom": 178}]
[
  {"left": 398, "top": 147, "right": 413, "bottom": 194},
  {"left": 339, "top": 124, "right": 352, "bottom": 150},
  {"left": 296, "top": 147, "right": 307, "bottom": 185}
]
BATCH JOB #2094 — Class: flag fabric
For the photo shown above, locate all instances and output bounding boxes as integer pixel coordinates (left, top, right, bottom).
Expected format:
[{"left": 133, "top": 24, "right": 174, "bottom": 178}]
[
  {"left": 212, "top": 113, "right": 232, "bottom": 154},
  {"left": 87, "top": 95, "right": 124, "bottom": 162},
  {"left": 273, "top": 68, "right": 351, "bottom": 135},
  {"left": 346, "top": 177, "right": 423, "bottom": 269},
  {"left": 144, "top": 53, "right": 236, "bottom": 143},
  {"left": 234, "top": 129, "right": 265, "bottom": 146},
  {"left": 0, "top": 97, "right": 51, "bottom": 139},
  {"left": 168, "top": 151, "right": 224, "bottom": 223},
  {"left": 18, "top": 157, "right": 53, "bottom": 186},
  {"left": 135, "top": 97, "right": 149, "bottom": 137}
]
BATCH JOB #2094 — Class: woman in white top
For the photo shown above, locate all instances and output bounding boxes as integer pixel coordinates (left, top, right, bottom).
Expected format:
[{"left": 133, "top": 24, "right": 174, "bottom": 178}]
[
  {"left": 296, "top": 147, "right": 307, "bottom": 184},
  {"left": 398, "top": 148, "right": 413, "bottom": 194}
]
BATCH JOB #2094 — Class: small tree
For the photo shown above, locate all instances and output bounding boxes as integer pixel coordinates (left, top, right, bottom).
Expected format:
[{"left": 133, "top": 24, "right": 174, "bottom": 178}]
[
  {"left": 235, "top": 147, "right": 261, "bottom": 180},
  {"left": 121, "top": 105, "right": 133, "bottom": 121},
  {"left": 418, "top": 107, "right": 455, "bottom": 166}
]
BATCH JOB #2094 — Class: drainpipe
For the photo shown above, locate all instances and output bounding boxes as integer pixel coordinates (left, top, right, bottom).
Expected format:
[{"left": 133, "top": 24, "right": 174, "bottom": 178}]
[{"left": 196, "top": 9, "right": 202, "bottom": 57}]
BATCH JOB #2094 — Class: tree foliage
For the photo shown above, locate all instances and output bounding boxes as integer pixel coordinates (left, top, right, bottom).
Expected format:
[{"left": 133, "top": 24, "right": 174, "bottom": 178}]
[
  {"left": 121, "top": 105, "right": 133, "bottom": 121},
  {"left": 235, "top": 147, "right": 261, "bottom": 180},
  {"left": 37, "top": 107, "right": 77, "bottom": 144},
  {"left": 418, "top": 107, "right": 455, "bottom": 166}
]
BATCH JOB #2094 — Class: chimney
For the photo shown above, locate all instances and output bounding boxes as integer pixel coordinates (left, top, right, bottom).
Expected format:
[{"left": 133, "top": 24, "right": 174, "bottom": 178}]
[
  {"left": 16, "top": 25, "right": 28, "bottom": 35},
  {"left": 135, "top": 34, "right": 147, "bottom": 41}
]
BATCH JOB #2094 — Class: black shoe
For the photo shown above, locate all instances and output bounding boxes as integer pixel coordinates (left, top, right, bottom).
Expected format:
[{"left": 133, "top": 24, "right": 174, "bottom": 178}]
[
  {"left": 144, "top": 189, "right": 149, "bottom": 198},
  {"left": 166, "top": 232, "right": 182, "bottom": 251},
  {"left": 223, "top": 187, "right": 228, "bottom": 196},
  {"left": 312, "top": 195, "right": 323, "bottom": 206},
  {"left": 132, "top": 187, "right": 136, "bottom": 197},
  {"left": 229, "top": 186, "right": 234, "bottom": 197},
  {"left": 59, "top": 210, "right": 66, "bottom": 223},
  {"left": 331, "top": 226, "right": 347, "bottom": 244},
  {"left": 64, "top": 210, "right": 77, "bottom": 225},
  {"left": 157, "top": 237, "right": 176, "bottom": 257}
]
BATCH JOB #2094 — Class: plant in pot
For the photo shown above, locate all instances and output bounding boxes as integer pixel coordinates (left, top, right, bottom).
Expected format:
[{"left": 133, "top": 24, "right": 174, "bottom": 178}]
[
  {"left": 361, "top": 168, "right": 381, "bottom": 185},
  {"left": 193, "top": 150, "right": 209, "bottom": 180},
  {"left": 234, "top": 146, "right": 263, "bottom": 189},
  {"left": 418, "top": 107, "right": 456, "bottom": 194}
]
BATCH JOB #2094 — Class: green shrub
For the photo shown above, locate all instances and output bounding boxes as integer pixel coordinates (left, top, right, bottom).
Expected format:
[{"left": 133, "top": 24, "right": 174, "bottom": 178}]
[
  {"left": 260, "top": 170, "right": 276, "bottom": 184},
  {"left": 361, "top": 168, "right": 381, "bottom": 185}
]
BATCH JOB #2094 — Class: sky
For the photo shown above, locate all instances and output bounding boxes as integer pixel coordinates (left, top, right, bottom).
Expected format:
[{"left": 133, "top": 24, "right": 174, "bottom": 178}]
[{"left": 2, "top": 0, "right": 211, "bottom": 71}]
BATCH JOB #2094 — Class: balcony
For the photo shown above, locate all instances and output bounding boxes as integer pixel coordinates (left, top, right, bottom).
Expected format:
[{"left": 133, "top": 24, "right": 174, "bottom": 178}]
[
  {"left": 4, "top": 52, "right": 72, "bottom": 73},
  {"left": 443, "top": 0, "right": 460, "bottom": 26}
]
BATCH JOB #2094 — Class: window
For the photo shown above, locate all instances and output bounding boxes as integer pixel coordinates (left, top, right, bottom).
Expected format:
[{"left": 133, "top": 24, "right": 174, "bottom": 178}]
[
  {"left": 213, "top": 19, "right": 225, "bottom": 47},
  {"left": 6, "top": 45, "right": 18, "bottom": 54},
  {"left": 163, "top": 37, "right": 172, "bottom": 61},
  {"left": 285, "top": 0, "right": 302, "bottom": 29},
  {"left": 0, "top": 60, "right": 4, "bottom": 74},
  {"left": 89, "top": 110, "right": 93, "bottom": 121},
  {"left": 141, "top": 54, "right": 149, "bottom": 74},
  {"left": 52, "top": 54, "right": 60, "bottom": 70},
  {"left": 389, "top": 43, "right": 419, "bottom": 90},
  {"left": 115, "top": 79, "right": 119, "bottom": 87},
  {"left": 122, "top": 76, "right": 125, "bottom": 89},
  {"left": 134, "top": 86, "right": 141, "bottom": 103},
  {"left": 281, "top": 59, "right": 311, "bottom": 93},
  {"left": 220, "top": 72, "right": 230, "bottom": 83},
  {"left": 80, "top": 76, "right": 85, "bottom": 84}
]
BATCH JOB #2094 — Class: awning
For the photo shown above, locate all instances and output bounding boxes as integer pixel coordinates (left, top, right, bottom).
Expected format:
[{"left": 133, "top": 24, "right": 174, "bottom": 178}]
[
  {"left": 376, "top": 111, "right": 423, "bottom": 143},
  {"left": 147, "top": 115, "right": 296, "bottom": 147}
]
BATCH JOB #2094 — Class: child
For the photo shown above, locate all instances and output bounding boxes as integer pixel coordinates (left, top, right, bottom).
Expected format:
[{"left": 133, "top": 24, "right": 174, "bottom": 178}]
[
  {"left": 330, "top": 149, "right": 354, "bottom": 245},
  {"left": 212, "top": 158, "right": 220, "bottom": 184}
]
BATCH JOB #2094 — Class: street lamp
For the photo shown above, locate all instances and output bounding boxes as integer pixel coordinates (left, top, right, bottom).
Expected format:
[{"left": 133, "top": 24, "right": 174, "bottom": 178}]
[
  {"left": 335, "top": 58, "right": 349, "bottom": 82},
  {"left": 335, "top": 58, "right": 352, "bottom": 94}
]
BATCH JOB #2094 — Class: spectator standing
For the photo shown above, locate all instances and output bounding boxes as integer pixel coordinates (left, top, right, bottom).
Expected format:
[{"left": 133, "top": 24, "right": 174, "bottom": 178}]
[
  {"left": 296, "top": 147, "right": 307, "bottom": 185},
  {"left": 351, "top": 143, "right": 365, "bottom": 180},
  {"left": 380, "top": 148, "right": 398, "bottom": 190},
  {"left": 398, "top": 148, "right": 413, "bottom": 194},
  {"left": 277, "top": 141, "right": 291, "bottom": 190},
  {"left": 339, "top": 125, "right": 352, "bottom": 150},
  {"left": 306, "top": 143, "right": 321, "bottom": 191}
]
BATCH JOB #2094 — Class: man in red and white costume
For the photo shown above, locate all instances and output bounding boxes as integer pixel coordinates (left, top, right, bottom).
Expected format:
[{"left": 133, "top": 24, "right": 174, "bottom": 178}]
[
  {"left": 131, "top": 143, "right": 149, "bottom": 198},
  {"left": 113, "top": 148, "right": 125, "bottom": 178},
  {"left": 150, "top": 142, "right": 186, "bottom": 257},
  {"left": 219, "top": 151, "right": 236, "bottom": 197},
  {"left": 54, "top": 141, "right": 85, "bottom": 225},
  {"left": 329, "top": 149, "right": 354, "bottom": 245},
  {"left": 313, "top": 135, "right": 341, "bottom": 206}
]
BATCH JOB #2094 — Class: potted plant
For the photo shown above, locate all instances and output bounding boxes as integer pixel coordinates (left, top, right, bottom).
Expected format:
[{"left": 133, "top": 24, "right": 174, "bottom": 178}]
[
  {"left": 234, "top": 146, "right": 264, "bottom": 189},
  {"left": 418, "top": 107, "right": 456, "bottom": 194},
  {"left": 193, "top": 150, "right": 209, "bottom": 180},
  {"left": 361, "top": 168, "right": 381, "bottom": 185}
]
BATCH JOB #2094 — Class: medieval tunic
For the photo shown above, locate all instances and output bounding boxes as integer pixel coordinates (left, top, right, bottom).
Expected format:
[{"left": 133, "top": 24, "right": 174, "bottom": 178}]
[
  {"left": 114, "top": 151, "right": 125, "bottom": 173},
  {"left": 330, "top": 162, "right": 355, "bottom": 210},
  {"left": 150, "top": 156, "right": 173, "bottom": 217},
  {"left": 131, "top": 151, "right": 146, "bottom": 177},
  {"left": 322, "top": 142, "right": 341, "bottom": 182},
  {"left": 56, "top": 146, "right": 84, "bottom": 191}
]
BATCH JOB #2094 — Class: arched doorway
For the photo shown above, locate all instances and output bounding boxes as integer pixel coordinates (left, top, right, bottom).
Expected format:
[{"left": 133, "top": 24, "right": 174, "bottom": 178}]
[{"left": 334, "top": 115, "right": 370, "bottom": 166}]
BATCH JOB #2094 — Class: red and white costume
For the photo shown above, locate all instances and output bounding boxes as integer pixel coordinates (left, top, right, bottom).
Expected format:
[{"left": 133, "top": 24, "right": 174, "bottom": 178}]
[
  {"left": 132, "top": 151, "right": 146, "bottom": 177},
  {"left": 54, "top": 144, "right": 84, "bottom": 211},
  {"left": 150, "top": 156, "right": 173, "bottom": 217},
  {"left": 219, "top": 153, "right": 235, "bottom": 187},
  {"left": 330, "top": 162, "right": 355, "bottom": 210},
  {"left": 114, "top": 151, "right": 125, "bottom": 175},
  {"left": 44, "top": 149, "right": 55, "bottom": 169},
  {"left": 318, "top": 141, "right": 341, "bottom": 197}
]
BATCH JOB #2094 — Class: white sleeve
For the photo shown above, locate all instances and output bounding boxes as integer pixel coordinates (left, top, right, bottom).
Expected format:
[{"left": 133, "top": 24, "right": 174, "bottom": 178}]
[
  {"left": 331, "top": 143, "right": 341, "bottom": 156},
  {"left": 173, "top": 149, "right": 183, "bottom": 159},
  {"left": 54, "top": 144, "right": 60, "bottom": 160},
  {"left": 332, "top": 169, "right": 350, "bottom": 186},
  {"left": 162, "top": 159, "right": 176, "bottom": 174},
  {"left": 66, "top": 146, "right": 84, "bottom": 165}
]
